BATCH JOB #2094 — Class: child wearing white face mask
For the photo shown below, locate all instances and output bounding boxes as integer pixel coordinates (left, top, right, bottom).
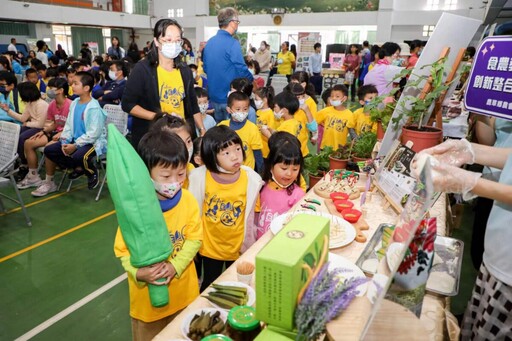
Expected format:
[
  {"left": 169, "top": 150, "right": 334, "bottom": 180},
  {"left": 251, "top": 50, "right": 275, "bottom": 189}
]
[
  {"left": 218, "top": 91, "right": 264, "bottom": 173},
  {"left": 150, "top": 115, "right": 197, "bottom": 189},
  {"left": 114, "top": 130, "right": 202, "bottom": 340},
  {"left": 254, "top": 86, "right": 276, "bottom": 158},
  {"left": 193, "top": 87, "right": 216, "bottom": 136}
]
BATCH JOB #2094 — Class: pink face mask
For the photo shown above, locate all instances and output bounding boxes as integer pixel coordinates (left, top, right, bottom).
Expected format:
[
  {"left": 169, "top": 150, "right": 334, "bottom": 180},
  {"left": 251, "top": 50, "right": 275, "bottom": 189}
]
[{"left": 152, "top": 180, "right": 182, "bottom": 199}]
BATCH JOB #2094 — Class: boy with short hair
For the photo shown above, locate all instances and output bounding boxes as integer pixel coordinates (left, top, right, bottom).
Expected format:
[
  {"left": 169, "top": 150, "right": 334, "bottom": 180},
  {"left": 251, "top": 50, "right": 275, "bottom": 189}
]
[
  {"left": 189, "top": 64, "right": 207, "bottom": 89},
  {"left": 25, "top": 68, "right": 46, "bottom": 93},
  {"left": 260, "top": 90, "right": 309, "bottom": 156},
  {"left": 218, "top": 91, "right": 264, "bottom": 173},
  {"left": 114, "top": 130, "right": 202, "bottom": 341},
  {"left": 317, "top": 84, "right": 356, "bottom": 149},
  {"left": 32, "top": 71, "right": 106, "bottom": 197},
  {"left": 194, "top": 87, "right": 216, "bottom": 136},
  {"left": 353, "top": 84, "right": 378, "bottom": 136}
]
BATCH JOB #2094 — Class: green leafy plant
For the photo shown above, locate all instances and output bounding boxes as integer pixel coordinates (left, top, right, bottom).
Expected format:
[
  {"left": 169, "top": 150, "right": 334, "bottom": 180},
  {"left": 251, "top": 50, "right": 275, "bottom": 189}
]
[
  {"left": 353, "top": 132, "right": 377, "bottom": 159},
  {"left": 304, "top": 146, "right": 332, "bottom": 177},
  {"left": 330, "top": 144, "right": 351, "bottom": 160}
]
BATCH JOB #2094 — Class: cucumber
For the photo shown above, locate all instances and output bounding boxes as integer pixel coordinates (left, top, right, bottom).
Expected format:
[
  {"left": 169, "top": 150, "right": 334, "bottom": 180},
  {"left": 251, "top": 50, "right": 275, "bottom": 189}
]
[
  {"left": 202, "top": 295, "right": 238, "bottom": 309},
  {"left": 211, "top": 284, "right": 248, "bottom": 294}
]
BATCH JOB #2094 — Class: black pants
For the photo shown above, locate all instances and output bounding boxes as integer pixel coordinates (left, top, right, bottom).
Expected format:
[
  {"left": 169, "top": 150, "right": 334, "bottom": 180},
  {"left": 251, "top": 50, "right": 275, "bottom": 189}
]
[
  {"left": 471, "top": 196, "right": 493, "bottom": 270},
  {"left": 349, "top": 81, "right": 357, "bottom": 101},
  {"left": 44, "top": 141, "right": 97, "bottom": 175},
  {"left": 18, "top": 127, "right": 42, "bottom": 164},
  {"left": 199, "top": 255, "right": 234, "bottom": 292}
]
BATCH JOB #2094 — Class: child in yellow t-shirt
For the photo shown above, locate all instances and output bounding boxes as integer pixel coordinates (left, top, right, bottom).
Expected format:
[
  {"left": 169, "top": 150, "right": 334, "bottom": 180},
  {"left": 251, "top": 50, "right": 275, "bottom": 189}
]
[
  {"left": 218, "top": 91, "right": 263, "bottom": 173},
  {"left": 150, "top": 115, "right": 196, "bottom": 189},
  {"left": 114, "top": 131, "right": 202, "bottom": 340},
  {"left": 260, "top": 91, "right": 309, "bottom": 156},
  {"left": 254, "top": 86, "right": 276, "bottom": 158},
  {"left": 353, "top": 85, "right": 378, "bottom": 136},
  {"left": 188, "top": 126, "right": 263, "bottom": 291},
  {"left": 317, "top": 84, "right": 357, "bottom": 149},
  {"left": 289, "top": 83, "right": 318, "bottom": 149}
]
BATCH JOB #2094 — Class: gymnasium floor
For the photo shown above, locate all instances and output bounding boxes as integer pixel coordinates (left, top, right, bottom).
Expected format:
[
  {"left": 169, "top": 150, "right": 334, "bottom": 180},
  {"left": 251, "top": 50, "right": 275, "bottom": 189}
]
[{"left": 0, "top": 175, "right": 132, "bottom": 340}]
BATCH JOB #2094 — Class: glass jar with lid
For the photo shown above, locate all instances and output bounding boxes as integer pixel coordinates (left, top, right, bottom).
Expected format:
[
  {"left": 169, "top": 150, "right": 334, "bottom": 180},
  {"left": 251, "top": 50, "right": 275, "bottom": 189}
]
[{"left": 225, "top": 306, "right": 262, "bottom": 341}]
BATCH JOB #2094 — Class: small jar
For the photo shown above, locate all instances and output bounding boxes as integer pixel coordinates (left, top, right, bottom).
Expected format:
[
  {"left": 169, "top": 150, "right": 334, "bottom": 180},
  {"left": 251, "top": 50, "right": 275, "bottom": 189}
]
[
  {"left": 225, "top": 306, "right": 262, "bottom": 341},
  {"left": 201, "top": 334, "right": 233, "bottom": 341}
]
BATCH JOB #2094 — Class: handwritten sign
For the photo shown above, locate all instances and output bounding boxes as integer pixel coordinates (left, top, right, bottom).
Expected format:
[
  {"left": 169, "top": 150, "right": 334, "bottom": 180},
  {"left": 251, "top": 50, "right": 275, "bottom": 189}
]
[{"left": 465, "top": 36, "right": 512, "bottom": 120}]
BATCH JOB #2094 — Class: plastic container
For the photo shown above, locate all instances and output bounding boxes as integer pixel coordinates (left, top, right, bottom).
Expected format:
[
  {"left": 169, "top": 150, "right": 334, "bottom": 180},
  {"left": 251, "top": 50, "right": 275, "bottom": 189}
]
[
  {"left": 201, "top": 335, "right": 233, "bottom": 341},
  {"left": 334, "top": 199, "right": 354, "bottom": 213},
  {"left": 330, "top": 192, "right": 349, "bottom": 201},
  {"left": 225, "top": 306, "right": 261, "bottom": 341},
  {"left": 341, "top": 209, "right": 362, "bottom": 223}
]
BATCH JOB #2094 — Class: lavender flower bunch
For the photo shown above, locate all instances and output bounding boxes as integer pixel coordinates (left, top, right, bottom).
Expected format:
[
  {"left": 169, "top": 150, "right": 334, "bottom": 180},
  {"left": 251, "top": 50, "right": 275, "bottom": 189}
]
[{"left": 295, "top": 263, "right": 368, "bottom": 341}]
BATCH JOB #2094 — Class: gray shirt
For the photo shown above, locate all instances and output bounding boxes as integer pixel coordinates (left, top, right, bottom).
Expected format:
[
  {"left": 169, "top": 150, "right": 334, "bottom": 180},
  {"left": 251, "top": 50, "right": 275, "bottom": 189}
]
[{"left": 308, "top": 52, "right": 322, "bottom": 74}]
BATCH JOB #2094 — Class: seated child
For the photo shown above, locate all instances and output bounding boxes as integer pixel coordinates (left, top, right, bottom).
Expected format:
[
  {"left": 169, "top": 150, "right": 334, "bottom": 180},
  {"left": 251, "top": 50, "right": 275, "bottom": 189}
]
[
  {"left": 257, "top": 131, "right": 305, "bottom": 238},
  {"left": 26, "top": 67, "right": 46, "bottom": 93},
  {"left": 189, "top": 64, "right": 208, "bottom": 89},
  {"left": 114, "top": 130, "right": 202, "bottom": 341},
  {"left": 194, "top": 87, "right": 216, "bottom": 136},
  {"left": 218, "top": 91, "right": 263, "bottom": 173},
  {"left": 317, "top": 84, "right": 356, "bottom": 149},
  {"left": 31, "top": 71, "right": 106, "bottom": 197},
  {"left": 353, "top": 84, "right": 378, "bottom": 136}
]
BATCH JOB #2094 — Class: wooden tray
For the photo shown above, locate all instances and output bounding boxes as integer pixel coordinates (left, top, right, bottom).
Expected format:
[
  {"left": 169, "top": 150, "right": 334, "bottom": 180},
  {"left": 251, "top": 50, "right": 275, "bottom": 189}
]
[{"left": 324, "top": 199, "right": 369, "bottom": 243}]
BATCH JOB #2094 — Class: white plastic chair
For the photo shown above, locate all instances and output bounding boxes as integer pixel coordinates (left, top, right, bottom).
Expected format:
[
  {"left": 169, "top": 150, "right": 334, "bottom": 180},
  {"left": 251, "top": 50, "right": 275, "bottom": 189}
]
[
  {"left": 95, "top": 105, "right": 129, "bottom": 201},
  {"left": 0, "top": 121, "right": 32, "bottom": 226},
  {"left": 270, "top": 74, "right": 289, "bottom": 94}
]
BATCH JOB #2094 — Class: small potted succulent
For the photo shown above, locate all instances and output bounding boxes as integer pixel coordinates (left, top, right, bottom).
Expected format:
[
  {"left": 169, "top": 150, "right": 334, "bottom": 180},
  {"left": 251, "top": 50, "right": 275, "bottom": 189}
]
[{"left": 329, "top": 144, "right": 351, "bottom": 170}]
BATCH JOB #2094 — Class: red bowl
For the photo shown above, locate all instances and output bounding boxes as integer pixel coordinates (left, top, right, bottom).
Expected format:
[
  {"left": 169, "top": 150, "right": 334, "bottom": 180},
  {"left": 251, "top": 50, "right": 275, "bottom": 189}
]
[
  {"left": 330, "top": 192, "right": 349, "bottom": 201},
  {"left": 341, "top": 209, "right": 362, "bottom": 223},
  {"left": 334, "top": 199, "right": 354, "bottom": 213}
]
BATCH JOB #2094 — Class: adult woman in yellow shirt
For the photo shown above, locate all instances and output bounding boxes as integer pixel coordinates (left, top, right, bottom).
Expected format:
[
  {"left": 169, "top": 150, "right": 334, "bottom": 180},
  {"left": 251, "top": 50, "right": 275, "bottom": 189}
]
[{"left": 276, "top": 41, "right": 296, "bottom": 81}]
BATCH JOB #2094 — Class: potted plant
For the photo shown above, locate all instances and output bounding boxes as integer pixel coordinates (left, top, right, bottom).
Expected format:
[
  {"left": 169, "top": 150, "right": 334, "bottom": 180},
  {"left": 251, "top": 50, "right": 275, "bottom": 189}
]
[
  {"left": 329, "top": 144, "right": 351, "bottom": 170},
  {"left": 366, "top": 94, "right": 397, "bottom": 140},
  {"left": 391, "top": 57, "right": 452, "bottom": 152},
  {"left": 304, "top": 146, "right": 332, "bottom": 188},
  {"left": 352, "top": 132, "right": 377, "bottom": 162}
]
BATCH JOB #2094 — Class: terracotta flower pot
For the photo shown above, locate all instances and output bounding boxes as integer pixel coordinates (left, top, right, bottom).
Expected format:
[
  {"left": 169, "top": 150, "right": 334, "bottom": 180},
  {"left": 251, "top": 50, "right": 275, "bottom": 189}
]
[
  {"left": 352, "top": 156, "right": 371, "bottom": 163},
  {"left": 401, "top": 125, "right": 443, "bottom": 153},
  {"left": 308, "top": 173, "right": 323, "bottom": 189},
  {"left": 376, "top": 121, "right": 385, "bottom": 140},
  {"left": 329, "top": 156, "right": 349, "bottom": 170}
]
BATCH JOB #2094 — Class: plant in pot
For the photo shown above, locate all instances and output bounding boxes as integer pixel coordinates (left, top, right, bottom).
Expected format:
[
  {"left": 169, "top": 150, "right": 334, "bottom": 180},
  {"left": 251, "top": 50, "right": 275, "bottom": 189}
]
[
  {"left": 304, "top": 146, "right": 332, "bottom": 188},
  {"left": 329, "top": 144, "right": 352, "bottom": 170},
  {"left": 352, "top": 132, "right": 377, "bottom": 162},
  {"left": 366, "top": 93, "right": 397, "bottom": 140},
  {"left": 391, "top": 57, "right": 452, "bottom": 152}
]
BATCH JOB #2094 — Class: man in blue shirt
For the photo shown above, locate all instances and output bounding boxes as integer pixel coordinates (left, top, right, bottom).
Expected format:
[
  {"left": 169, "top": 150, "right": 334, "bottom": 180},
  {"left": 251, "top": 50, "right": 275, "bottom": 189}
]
[{"left": 202, "top": 7, "right": 253, "bottom": 123}]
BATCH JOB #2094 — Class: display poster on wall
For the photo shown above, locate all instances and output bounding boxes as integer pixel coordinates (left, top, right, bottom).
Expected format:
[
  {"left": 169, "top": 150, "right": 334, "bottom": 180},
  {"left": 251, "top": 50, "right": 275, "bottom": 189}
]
[
  {"left": 86, "top": 42, "right": 99, "bottom": 58},
  {"left": 296, "top": 32, "right": 320, "bottom": 72},
  {"left": 464, "top": 36, "right": 512, "bottom": 121},
  {"left": 329, "top": 53, "right": 345, "bottom": 69}
]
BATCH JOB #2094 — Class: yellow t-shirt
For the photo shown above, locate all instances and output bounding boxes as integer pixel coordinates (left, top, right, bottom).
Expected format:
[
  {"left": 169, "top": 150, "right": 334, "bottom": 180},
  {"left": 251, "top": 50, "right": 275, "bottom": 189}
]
[
  {"left": 256, "top": 108, "right": 276, "bottom": 158},
  {"left": 277, "top": 51, "right": 296, "bottom": 75},
  {"left": 316, "top": 106, "right": 330, "bottom": 125},
  {"left": 353, "top": 108, "right": 377, "bottom": 135},
  {"left": 218, "top": 120, "right": 262, "bottom": 169},
  {"left": 157, "top": 66, "right": 185, "bottom": 118},
  {"left": 113, "top": 190, "right": 202, "bottom": 322},
  {"left": 195, "top": 77, "right": 203, "bottom": 88},
  {"left": 200, "top": 170, "right": 248, "bottom": 260},
  {"left": 183, "top": 162, "right": 196, "bottom": 189},
  {"left": 320, "top": 107, "right": 355, "bottom": 149},
  {"left": 277, "top": 118, "right": 308, "bottom": 156}
]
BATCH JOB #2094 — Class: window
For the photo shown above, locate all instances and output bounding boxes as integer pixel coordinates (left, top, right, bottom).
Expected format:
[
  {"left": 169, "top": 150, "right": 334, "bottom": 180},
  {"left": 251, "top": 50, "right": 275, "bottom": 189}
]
[
  {"left": 168, "top": 8, "right": 183, "bottom": 18},
  {"left": 444, "top": 0, "right": 457, "bottom": 10},
  {"left": 426, "top": 0, "right": 440, "bottom": 10},
  {"left": 52, "top": 25, "right": 73, "bottom": 57},
  {"left": 103, "top": 28, "right": 112, "bottom": 51},
  {"left": 423, "top": 25, "right": 435, "bottom": 37},
  {"left": 176, "top": 8, "right": 183, "bottom": 17},
  {"left": 168, "top": 9, "right": 174, "bottom": 18}
]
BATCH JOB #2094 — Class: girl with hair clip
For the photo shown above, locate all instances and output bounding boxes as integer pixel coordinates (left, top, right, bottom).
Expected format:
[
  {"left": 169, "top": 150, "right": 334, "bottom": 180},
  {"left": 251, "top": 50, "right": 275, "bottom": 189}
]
[
  {"left": 188, "top": 125, "right": 263, "bottom": 291},
  {"left": 150, "top": 114, "right": 195, "bottom": 189},
  {"left": 254, "top": 86, "right": 276, "bottom": 158},
  {"left": 257, "top": 131, "right": 305, "bottom": 239},
  {"left": 122, "top": 18, "right": 206, "bottom": 149}
]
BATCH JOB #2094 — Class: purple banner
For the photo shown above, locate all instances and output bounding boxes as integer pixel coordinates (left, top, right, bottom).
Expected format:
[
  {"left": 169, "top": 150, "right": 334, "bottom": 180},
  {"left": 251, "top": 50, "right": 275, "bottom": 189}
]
[{"left": 464, "top": 36, "right": 512, "bottom": 120}]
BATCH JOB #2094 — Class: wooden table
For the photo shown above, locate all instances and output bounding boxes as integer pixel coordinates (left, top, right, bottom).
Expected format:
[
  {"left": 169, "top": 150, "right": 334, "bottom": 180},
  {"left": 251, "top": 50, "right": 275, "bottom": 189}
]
[{"left": 154, "top": 184, "right": 452, "bottom": 341}]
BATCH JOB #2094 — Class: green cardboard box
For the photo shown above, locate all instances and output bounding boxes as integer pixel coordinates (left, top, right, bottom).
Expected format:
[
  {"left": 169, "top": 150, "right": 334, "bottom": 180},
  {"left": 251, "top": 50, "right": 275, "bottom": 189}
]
[
  {"left": 254, "top": 327, "right": 295, "bottom": 341},
  {"left": 255, "top": 214, "right": 330, "bottom": 330}
]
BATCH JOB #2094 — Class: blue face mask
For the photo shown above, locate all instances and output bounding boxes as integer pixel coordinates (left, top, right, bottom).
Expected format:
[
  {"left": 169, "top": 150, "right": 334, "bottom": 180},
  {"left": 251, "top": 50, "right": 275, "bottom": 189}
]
[{"left": 0, "top": 86, "right": 8, "bottom": 95}]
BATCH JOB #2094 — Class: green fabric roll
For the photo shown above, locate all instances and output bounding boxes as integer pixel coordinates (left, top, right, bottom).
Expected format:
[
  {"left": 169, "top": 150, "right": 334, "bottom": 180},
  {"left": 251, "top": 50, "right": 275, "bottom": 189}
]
[{"left": 107, "top": 124, "right": 173, "bottom": 307}]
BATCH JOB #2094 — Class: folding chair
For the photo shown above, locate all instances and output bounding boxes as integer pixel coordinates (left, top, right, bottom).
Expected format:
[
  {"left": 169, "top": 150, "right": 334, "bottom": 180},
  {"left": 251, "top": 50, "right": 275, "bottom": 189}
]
[
  {"left": 270, "top": 74, "right": 289, "bottom": 94},
  {"left": 0, "top": 121, "right": 32, "bottom": 226},
  {"left": 95, "top": 104, "right": 128, "bottom": 201}
]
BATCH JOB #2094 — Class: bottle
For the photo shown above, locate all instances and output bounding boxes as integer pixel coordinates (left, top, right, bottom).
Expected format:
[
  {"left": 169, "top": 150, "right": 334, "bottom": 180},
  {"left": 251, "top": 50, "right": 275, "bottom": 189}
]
[{"left": 225, "top": 306, "right": 262, "bottom": 341}]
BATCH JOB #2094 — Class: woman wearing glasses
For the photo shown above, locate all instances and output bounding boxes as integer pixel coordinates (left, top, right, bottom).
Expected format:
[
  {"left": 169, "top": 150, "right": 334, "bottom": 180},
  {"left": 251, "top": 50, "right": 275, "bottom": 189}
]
[{"left": 122, "top": 19, "right": 205, "bottom": 149}]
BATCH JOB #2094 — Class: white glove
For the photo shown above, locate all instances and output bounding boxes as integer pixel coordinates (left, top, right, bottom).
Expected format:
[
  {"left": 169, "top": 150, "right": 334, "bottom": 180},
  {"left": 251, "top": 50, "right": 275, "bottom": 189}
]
[
  {"left": 418, "top": 139, "right": 475, "bottom": 167},
  {"left": 429, "top": 163, "right": 481, "bottom": 200}
]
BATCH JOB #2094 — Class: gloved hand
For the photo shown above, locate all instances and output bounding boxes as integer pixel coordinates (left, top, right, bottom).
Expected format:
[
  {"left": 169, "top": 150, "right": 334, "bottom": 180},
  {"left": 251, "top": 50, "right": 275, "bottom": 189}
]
[
  {"left": 429, "top": 163, "right": 481, "bottom": 200},
  {"left": 419, "top": 138, "right": 475, "bottom": 167}
]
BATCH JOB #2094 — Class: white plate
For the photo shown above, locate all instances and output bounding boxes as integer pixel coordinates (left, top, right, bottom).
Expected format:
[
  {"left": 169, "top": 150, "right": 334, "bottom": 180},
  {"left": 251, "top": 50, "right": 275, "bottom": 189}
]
[
  {"left": 270, "top": 211, "right": 356, "bottom": 249},
  {"left": 328, "top": 253, "right": 368, "bottom": 296},
  {"left": 180, "top": 308, "right": 228, "bottom": 341},
  {"left": 205, "top": 281, "right": 256, "bottom": 310},
  {"left": 386, "top": 242, "right": 407, "bottom": 272}
]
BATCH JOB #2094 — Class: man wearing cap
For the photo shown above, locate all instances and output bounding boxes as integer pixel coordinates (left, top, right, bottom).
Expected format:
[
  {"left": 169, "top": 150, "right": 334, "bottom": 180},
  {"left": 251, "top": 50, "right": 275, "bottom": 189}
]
[{"left": 202, "top": 7, "right": 253, "bottom": 122}]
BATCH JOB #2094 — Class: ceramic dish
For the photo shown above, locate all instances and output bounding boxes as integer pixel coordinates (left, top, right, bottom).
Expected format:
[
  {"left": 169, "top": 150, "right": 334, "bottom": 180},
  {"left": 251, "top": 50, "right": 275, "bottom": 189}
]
[{"left": 181, "top": 308, "right": 228, "bottom": 341}]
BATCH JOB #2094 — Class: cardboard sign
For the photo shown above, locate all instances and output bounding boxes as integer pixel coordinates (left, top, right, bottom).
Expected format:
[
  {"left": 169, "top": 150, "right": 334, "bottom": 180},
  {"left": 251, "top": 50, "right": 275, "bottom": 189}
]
[{"left": 464, "top": 36, "right": 512, "bottom": 120}]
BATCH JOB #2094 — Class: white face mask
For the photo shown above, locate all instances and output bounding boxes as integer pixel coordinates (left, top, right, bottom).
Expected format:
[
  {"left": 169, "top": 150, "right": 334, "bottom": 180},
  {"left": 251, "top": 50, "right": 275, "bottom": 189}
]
[
  {"left": 188, "top": 147, "right": 193, "bottom": 162},
  {"left": 274, "top": 110, "right": 284, "bottom": 119},
  {"left": 192, "top": 71, "right": 197, "bottom": 78},
  {"left": 298, "top": 98, "right": 305, "bottom": 106},
  {"left": 161, "top": 42, "right": 182, "bottom": 59},
  {"left": 231, "top": 111, "right": 248, "bottom": 122},
  {"left": 217, "top": 164, "right": 238, "bottom": 174},
  {"left": 248, "top": 68, "right": 255, "bottom": 75},
  {"left": 108, "top": 70, "right": 117, "bottom": 80},
  {"left": 199, "top": 103, "right": 209, "bottom": 115},
  {"left": 271, "top": 171, "right": 293, "bottom": 189},
  {"left": 330, "top": 99, "right": 343, "bottom": 107},
  {"left": 254, "top": 99, "right": 263, "bottom": 109},
  {"left": 152, "top": 179, "right": 182, "bottom": 199}
]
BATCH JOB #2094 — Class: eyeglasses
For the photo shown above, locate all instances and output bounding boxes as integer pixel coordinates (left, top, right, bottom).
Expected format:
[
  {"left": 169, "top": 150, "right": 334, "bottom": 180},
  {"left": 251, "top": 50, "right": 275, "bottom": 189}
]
[
  {"left": 230, "top": 19, "right": 241, "bottom": 24},
  {"left": 159, "top": 39, "right": 183, "bottom": 46}
]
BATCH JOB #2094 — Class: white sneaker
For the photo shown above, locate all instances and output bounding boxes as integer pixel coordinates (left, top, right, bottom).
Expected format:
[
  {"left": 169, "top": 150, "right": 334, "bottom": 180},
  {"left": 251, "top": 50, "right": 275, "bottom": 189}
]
[
  {"left": 31, "top": 181, "right": 58, "bottom": 197},
  {"left": 17, "top": 174, "right": 43, "bottom": 189}
]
